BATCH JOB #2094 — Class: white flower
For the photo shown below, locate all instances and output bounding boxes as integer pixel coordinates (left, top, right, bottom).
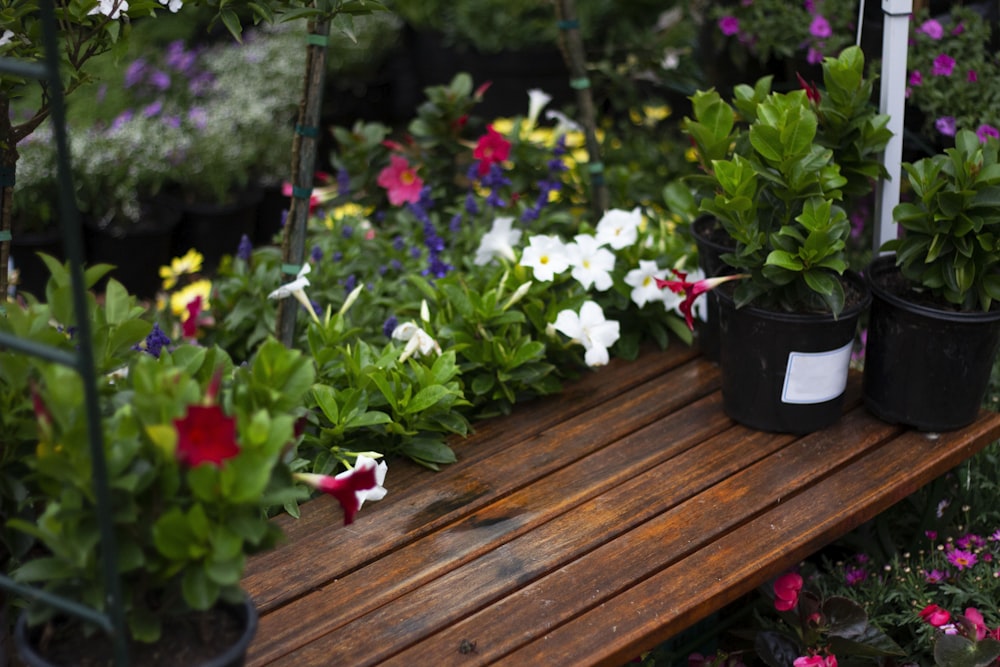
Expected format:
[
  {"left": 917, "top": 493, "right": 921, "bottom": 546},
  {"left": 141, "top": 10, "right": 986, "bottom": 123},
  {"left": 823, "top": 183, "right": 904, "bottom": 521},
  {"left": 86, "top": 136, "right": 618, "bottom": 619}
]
[
  {"left": 159, "top": 0, "right": 182, "bottom": 11},
  {"left": 0, "top": 30, "right": 14, "bottom": 48},
  {"left": 88, "top": 0, "right": 129, "bottom": 19},
  {"left": 624, "top": 259, "right": 667, "bottom": 308},
  {"left": 347, "top": 455, "right": 388, "bottom": 511},
  {"left": 519, "top": 234, "right": 571, "bottom": 282},
  {"left": 553, "top": 301, "right": 620, "bottom": 367},
  {"left": 475, "top": 216, "right": 521, "bottom": 265},
  {"left": 545, "top": 109, "right": 582, "bottom": 134},
  {"left": 392, "top": 321, "right": 441, "bottom": 361},
  {"left": 268, "top": 263, "right": 319, "bottom": 322},
  {"left": 526, "top": 89, "right": 553, "bottom": 128},
  {"left": 595, "top": 207, "right": 643, "bottom": 250},
  {"left": 566, "top": 234, "right": 615, "bottom": 292}
]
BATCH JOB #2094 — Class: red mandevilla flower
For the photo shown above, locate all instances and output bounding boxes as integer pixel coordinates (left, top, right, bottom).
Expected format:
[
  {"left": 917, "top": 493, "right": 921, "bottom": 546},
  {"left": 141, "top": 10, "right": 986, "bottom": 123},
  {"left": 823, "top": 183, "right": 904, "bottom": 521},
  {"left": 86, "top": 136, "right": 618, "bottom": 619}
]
[
  {"left": 773, "top": 572, "right": 804, "bottom": 611},
  {"left": 919, "top": 603, "right": 951, "bottom": 627},
  {"left": 656, "top": 269, "right": 748, "bottom": 331},
  {"left": 173, "top": 404, "right": 240, "bottom": 467},
  {"left": 295, "top": 462, "right": 379, "bottom": 525},
  {"left": 473, "top": 124, "right": 511, "bottom": 177}
]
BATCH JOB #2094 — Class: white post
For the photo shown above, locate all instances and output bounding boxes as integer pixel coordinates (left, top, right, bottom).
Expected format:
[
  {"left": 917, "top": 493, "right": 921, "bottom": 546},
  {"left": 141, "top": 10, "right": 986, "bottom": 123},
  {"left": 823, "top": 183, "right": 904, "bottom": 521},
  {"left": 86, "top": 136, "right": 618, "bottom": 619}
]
[{"left": 873, "top": 0, "right": 912, "bottom": 254}]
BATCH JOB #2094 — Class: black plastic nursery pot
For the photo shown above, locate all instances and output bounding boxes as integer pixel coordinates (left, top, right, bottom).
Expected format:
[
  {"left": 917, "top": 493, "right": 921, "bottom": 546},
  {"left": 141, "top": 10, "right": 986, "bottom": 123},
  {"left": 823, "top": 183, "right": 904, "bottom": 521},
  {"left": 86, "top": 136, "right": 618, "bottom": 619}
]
[
  {"left": 863, "top": 254, "right": 1000, "bottom": 432},
  {"left": 14, "top": 595, "right": 258, "bottom": 667},
  {"left": 716, "top": 272, "right": 870, "bottom": 434},
  {"left": 691, "top": 216, "right": 736, "bottom": 363}
]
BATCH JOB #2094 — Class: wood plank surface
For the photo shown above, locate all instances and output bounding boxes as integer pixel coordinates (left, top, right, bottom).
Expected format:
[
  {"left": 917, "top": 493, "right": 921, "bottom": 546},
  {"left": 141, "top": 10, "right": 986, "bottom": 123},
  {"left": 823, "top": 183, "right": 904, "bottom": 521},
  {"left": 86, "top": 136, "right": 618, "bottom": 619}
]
[{"left": 242, "top": 344, "right": 1000, "bottom": 667}]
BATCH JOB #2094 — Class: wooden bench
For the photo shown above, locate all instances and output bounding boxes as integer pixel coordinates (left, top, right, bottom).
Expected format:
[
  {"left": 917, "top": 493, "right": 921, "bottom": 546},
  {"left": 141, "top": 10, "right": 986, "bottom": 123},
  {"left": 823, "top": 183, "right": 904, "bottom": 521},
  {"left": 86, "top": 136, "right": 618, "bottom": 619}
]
[{"left": 241, "top": 343, "right": 1000, "bottom": 666}]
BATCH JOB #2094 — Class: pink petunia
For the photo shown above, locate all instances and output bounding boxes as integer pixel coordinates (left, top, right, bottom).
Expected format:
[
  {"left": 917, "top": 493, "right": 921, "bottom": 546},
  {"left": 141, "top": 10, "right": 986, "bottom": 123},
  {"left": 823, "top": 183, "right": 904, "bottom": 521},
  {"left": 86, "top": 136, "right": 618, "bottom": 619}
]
[
  {"left": 977, "top": 125, "right": 1000, "bottom": 142},
  {"left": 918, "top": 19, "right": 944, "bottom": 39},
  {"left": 908, "top": 70, "right": 923, "bottom": 87},
  {"left": 377, "top": 155, "right": 424, "bottom": 206},
  {"left": 809, "top": 15, "right": 832, "bottom": 39},
  {"left": 932, "top": 53, "right": 956, "bottom": 76},
  {"left": 718, "top": 15, "right": 740, "bottom": 36},
  {"left": 936, "top": 116, "right": 957, "bottom": 137}
]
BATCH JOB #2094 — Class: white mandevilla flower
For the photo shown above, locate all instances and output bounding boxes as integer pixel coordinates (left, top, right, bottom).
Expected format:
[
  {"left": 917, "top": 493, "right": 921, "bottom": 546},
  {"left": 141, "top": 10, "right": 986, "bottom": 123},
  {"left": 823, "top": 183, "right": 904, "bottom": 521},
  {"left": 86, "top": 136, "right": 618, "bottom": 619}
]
[
  {"left": 0, "top": 30, "right": 14, "bottom": 48},
  {"left": 526, "top": 89, "right": 553, "bottom": 129},
  {"left": 624, "top": 259, "right": 667, "bottom": 308},
  {"left": 350, "top": 455, "right": 388, "bottom": 511},
  {"left": 159, "top": 0, "right": 182, "bottom": 11},
  {"left": 545, "top": 109, "right": 582, "bottom": 134},
  {"left": 88, "top": 0, "right": 129, "bottom": 19},
  {"left": 566, "top": 234, "right": 615, "bottom": 292},
  {"left": 268, "top": 263, "right": 320, "bottom": 323},
  {"left": 595, "top": 207, "right": 643, "bottom": 250},
  {"left": 519, "top": 234, "right": 571, "bottom": 282},
  {"left": 392, "top": 321, "right": 441, "bottom": 362},
  {"left": 553, "top": 301, "right": 621, "bottom": 367},
  {"left": 475, "top": 216, "right": 522, "bottom": 266}
]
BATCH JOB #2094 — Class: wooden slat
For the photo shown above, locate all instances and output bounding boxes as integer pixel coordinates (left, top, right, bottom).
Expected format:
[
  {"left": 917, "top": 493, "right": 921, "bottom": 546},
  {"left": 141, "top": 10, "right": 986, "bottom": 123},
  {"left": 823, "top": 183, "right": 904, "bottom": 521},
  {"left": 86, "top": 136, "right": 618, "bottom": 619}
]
[{"left": 241, "top": 344, "right": 1000, "bottom": 667}]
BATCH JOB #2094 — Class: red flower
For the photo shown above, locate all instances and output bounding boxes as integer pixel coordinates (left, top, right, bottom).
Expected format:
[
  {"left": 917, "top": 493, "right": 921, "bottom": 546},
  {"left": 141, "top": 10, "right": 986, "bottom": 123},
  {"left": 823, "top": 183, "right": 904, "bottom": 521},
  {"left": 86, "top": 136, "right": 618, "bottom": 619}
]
[
  {"left": 919, "top": 603, "right": 951, "bottom": 627},
  {"left": 182, "top": 295, "right": 203, "bottom": 339},
  {"left": 473, "top": 124, "right": 511, "bottom": 177},
  {"left": 656, "top": 269, "right": 748, "bottom": 331},
  {"left": 797, "top": 72, "right": 821, "bottom": 104},
  {"left": 377, "top": 155, "right": 424, "bottom": 206},
  {"left": 773, "top": 572, "right": 803, "bottom": 611},
  {"left": 174, "top": 404, "right": 240, "bottom": 467},
  {"left": 295, "top": 463, "right": 379, "bottom": 525}
]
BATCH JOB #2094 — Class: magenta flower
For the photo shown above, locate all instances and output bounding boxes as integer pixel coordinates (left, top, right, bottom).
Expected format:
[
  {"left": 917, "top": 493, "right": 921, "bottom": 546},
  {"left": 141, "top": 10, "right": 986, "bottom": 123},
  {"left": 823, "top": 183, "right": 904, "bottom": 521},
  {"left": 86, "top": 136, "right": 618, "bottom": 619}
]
[
  {"left": 807, "top": 47, "right": 824, "bottom": 65},
  {"left": 936, "top": 116, "right": 957, "bottom": 137},
  {"left": 932, "top": 53, "right": 956, "bottom": 76},
  {"left": 920, "top": 604, "right": 951, "bottom": 627},
  {"left": 377, "top": 155, "right": 424, "bottom": 206},
  {"left": 976, "top": 125, "right": 999, "bottom": 142},
  {"left": 809, "top": 15, "right": 832, "bottom": 39},
  {"left": 918, "top": 19, "right": 944, "bottom": 39},
  {"left": 968, "top": 69, "right": 979, "bottom": 83},
  {"left": 656, "top": 270, "right": 748, "bottom": 331},
  {"left": 843, "top": 566, "right": 867, "bottom": 586},
  {"left": 718, "top": 15, "right": 740, "bottom": 36},
  {"left": 773, "top": 572, "right": 803, "bottom": 612},
  {"left": 908, "top": 70, "right": 923, "bottom": 87},
  {"left": 946, "top": 548, "right": 978, "bottom": 570},
  {"left": 924, "top": 569, "right": 948, "bottom": 584},
  {"left": 294, "top": 457, "right": 386, "bottom": 525}
]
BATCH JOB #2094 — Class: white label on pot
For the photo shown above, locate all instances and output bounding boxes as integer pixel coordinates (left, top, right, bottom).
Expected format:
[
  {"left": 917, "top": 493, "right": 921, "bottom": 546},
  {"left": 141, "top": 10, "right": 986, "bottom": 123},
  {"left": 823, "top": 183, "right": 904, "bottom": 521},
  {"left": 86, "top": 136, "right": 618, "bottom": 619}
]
[{"left": 781, "top": 341, "right": 854, "bottom": 404}]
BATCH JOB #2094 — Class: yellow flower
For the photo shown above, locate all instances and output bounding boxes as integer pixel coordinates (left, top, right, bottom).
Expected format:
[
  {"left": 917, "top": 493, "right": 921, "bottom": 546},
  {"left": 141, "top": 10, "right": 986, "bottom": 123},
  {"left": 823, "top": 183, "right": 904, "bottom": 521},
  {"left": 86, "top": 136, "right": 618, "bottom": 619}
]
[
  {"left": 323, "top": 203, "right": 371, "bottom": 230},
  {"left": 630, "top": 104, "right": 672, "bottom": 127},
  {"left": 159, "top": 249, "right": 204, "bottom": 290},
  {"left": 170, "top": 279, "right": 212, "bottom": 318},
  {"left": 491, "top": 118, "right": 515, "bottom": 136}
]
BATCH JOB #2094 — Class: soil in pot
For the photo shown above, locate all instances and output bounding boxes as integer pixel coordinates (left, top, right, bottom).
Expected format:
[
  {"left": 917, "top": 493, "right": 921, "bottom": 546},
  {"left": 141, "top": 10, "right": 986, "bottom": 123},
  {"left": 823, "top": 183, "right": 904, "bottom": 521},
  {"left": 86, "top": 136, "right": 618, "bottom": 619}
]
[
  {"left": 863, "top": 254, "right": 1000, "bottom": 431},
  {"left": 716, "top": 273, "right": 870, "bottom": 434},
  {"left": 17, "top": 598, "right": 256, "bottom": 667}
]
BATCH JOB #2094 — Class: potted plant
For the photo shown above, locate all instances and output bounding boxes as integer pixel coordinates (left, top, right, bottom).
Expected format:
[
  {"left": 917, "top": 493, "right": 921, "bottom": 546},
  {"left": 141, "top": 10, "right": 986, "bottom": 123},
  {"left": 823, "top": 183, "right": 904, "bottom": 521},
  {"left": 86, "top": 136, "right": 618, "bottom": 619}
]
[
  {"left": 863, "top": 128, "right": 1000, "bottom": 431},
  {"left": 4, "top": 267, "right": 387, "bottom": 665},
  {"left": 670, "top": 83, "right": 871, "bottom": 434}
]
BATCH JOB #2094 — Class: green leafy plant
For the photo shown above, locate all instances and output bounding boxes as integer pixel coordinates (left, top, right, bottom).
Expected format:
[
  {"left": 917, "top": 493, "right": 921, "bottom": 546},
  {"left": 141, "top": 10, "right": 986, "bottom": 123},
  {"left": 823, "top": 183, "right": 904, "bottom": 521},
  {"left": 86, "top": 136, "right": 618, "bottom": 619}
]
[{"left": 883, "top": 128, "right": 1000, "bottom": 312}]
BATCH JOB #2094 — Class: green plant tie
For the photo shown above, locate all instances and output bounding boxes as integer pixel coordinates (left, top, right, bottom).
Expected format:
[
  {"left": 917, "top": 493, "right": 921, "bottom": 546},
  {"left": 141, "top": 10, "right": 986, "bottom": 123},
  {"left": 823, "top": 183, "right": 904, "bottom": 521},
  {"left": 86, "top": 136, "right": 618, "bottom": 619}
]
[
  {"left": 306, "top": 34, "right": 329, "bottom": 47},
  {"left": 282, "top": 263, "right": 302, "bottom": 275},
  {"left": 588, "top": 162, "right": 605, "bottom": 185},
  {"left": 0, "top": 166, "right": 13, "bottom": 187},
  {"left": 291, "top": 186, "right": 313, "bottom": 200},
  {"left": 557, "top": 19, "right": 580, "bottom": 30},
  {"left": 570, "top": 77, "right": 591, "bottom": 90},
  {"left": 295, "top": 124, "right": 319, "bottom": 138},
  {"left": 0, "top": 231, "right": 11, "bottom": 242}
]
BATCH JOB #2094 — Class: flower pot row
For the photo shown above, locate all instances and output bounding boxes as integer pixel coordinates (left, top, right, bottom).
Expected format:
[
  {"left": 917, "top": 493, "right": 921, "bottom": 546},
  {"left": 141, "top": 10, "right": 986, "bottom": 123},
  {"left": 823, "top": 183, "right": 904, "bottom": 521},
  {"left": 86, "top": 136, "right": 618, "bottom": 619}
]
[{"left": 693, "top": 217, "right": 1000, "bottom": 435}]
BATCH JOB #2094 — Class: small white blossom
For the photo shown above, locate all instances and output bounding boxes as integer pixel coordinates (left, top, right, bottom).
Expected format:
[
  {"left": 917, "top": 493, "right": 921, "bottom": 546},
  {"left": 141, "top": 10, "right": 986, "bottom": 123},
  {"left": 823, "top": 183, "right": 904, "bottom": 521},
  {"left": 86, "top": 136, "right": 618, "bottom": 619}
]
[
  {"left": 526, "top": 89, "right": 553, "bottom": 128},
  {"left": 566, "top": 234, "right": 615, "bottom": 292},
  {"left": 392, "top": 321, "right": 441, "bottom": 362},
  {"left": 88, "top": 0, "right": 129, "bottom": 19},
  {"left": 595, "top": 207, "right": 643, "bottom": 250},
  {"left": 475, "top": 216, "right": 521, "bottom": 266},
  {"left": 0, "top": 30, "right": 14, "bottom": 48},
  {"left": 159, "top": 0, "right": 182, "bottom": 11},
  {"left": 624, "top": 260, "right": 667, "bottom": 308},
  {"left": 553, "top": 301, "right": 620, "bottom": 367},
  {"left": 268, "top": 263, "right": 319, "bottom": 322},
  {"left": 520, "top": 234, "right": 571, "bottom": 282},
  {"left": 545, "top": 109, "right": 582, "bottom": 134}
]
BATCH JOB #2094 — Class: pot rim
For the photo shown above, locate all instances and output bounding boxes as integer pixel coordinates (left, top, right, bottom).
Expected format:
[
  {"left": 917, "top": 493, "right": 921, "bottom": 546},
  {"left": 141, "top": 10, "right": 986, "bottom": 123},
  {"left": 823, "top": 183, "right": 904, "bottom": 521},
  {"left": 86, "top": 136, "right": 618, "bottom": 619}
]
[{"left": 714, "top": 270, "right": 871, "bottom": 324}]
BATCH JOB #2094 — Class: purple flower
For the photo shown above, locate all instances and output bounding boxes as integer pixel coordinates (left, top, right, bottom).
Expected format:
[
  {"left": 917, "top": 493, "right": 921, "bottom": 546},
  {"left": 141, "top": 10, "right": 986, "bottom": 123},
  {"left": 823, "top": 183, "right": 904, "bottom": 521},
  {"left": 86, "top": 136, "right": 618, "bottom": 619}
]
[
  {"left": 977, "top": 125, "right": 1000, "bottom": 142},
  {"left": 236, "top": 234, "right": 253, "bottom": 262},
  {"left": 337, "top": 168, "right": 351, "bottom": 196},
  {"left": 718, "top": 16, "right": 740, "bottom": 36},
  {"left": 936, "top": 116, "right": 957, "bottom": 137},
  {"left": 382, "top": 315, "right": 398, "bottom": 338},
  {"left": 124, "top": 58, "right": 147, "bottom": 88},
  {"left": 809, "top": 15, "right": 832, "bottom": 39},
  {"left": 110, "top": 109, "right": 134, "bottom": 132},
  {"left": 187, "top": 107, "right": 208, "bottom": 130},
  {"left": 142, "top": 100, "right": 163, "bottom": 118},
  {"left": 968, "top": 69, "right": 979, "bottom": 83},
  {"left": 310, "top": 244, "right": 323, "bottom": 263},
  {"left": 924, "top": 569, "right": 948, "bottom": 584},
  {"left": 149, "top": 69, "right": 171, "bottom": 91},
  {"left": 932, "top": 53, "right": 956, "bottom": 76},
  {"left": 918, "top": 19, "right": 944, "bottom": 40},
  {"left": 844, "top": 566, "right": 867, "bottom": 586},
  {"left": 137, "top": 322, "right": 171, "bottom": 358},
  {"left": 806, "top": 47, "right": 824, "bottom": 65},
  {"left": 946, "top": 548, "right": 977, "bottom": 570},
  {"left": 908, "top": 70, "right": 923, "bottom": 87}
]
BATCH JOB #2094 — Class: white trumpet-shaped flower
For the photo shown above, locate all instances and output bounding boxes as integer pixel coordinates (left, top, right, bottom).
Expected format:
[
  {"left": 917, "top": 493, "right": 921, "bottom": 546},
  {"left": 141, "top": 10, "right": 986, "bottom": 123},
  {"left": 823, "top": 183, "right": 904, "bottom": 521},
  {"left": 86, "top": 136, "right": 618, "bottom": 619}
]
[
  {"left": 553, "top": 301, "right": 621, "bottom": 367},
  {"left": 392, "top": 321, "right": 441, "bottom": 362},
  {"left": 475, "top": 216, "right": 522, "bottom": 266},
  {"left": 268, "top": 263, "right": 320, "bottom": 323},
  {"left": 526, "top": 89, "right": 553, "bottom": 129}
]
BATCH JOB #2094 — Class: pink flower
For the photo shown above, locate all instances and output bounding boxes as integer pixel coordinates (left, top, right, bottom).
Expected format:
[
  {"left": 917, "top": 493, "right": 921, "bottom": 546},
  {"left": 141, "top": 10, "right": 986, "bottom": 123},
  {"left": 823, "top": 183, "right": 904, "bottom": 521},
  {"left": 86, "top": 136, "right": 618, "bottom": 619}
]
[
  {"left": 924, "top": 569, "right": 948, "bottom": 584},
  {"left": 936, "top": 116, "right": 957, "bottom": 137},
  {"left": 947, "top": 548, "right": 978, "bottom": 570},
  {"left": 968, "top": 69, "right": 979, "bottom": 83},
  {"left": 908, "top": 70, "right": 923, "bottom": 87},
  {"left": 772, "top": 572, "right": 804, "bottom": 612},
  {"left": 918, "top": 19, "right": 944, "bottom": 39},
  {"left": 174, "top": 404, "right": 240, "bottom": 468},
  {"left": 718, "top": 15, "right": 740, "bottom": 36},
  {"left": 920, "top": 604, "right": 952, "bottom": 627},
  {"left": 809, "top": 15, "right": 832, "bottom": 39},
  {"left": 977, "top": 125, "right": 1000, "bottom": 142},
  {"left": 794, "top": 654, "right": 837, "bottom": 667},
  {"left": 806, "top": 47, "right": 824, "bottom": 65},
  {"left": 964, "top": 608, "right": 989, "bottom": 641},
  {"left": 473, "top": 124, "right": 512, "bottom": 177},
  {"left": 294, "top": 458, "right": 385, "bottom": 525},
  {"left": 656, "top": 270, "right": 748, "bottom": 331},
  {"left": 797, "top": 72, "right": 821, "bottom": 104},
  {"left": 932, "top": 53, "right": 956, "bottom": 76},
  {"left": 377, "top": 155, "right": 424, "bottom": 206}
]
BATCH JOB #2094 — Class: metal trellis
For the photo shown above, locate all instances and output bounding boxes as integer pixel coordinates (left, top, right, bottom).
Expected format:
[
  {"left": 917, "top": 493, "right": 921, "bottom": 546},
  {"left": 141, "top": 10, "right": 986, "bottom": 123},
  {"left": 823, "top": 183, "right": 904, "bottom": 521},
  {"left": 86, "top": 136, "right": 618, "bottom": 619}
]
[{"left": 0, "top": 0, "right": 129, "bottom": 664}]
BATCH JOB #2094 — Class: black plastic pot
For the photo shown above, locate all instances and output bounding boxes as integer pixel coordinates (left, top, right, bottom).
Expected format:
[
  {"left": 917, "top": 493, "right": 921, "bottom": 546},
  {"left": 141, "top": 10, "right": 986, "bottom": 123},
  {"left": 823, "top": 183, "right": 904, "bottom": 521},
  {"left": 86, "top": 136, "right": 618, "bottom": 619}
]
[
  {"left": 863, "top": 254, "right": 1000, "bottom": 431},
  {"left": 716, "top": 272, "right": 870, "bottom": 434},
  {"left": 691, "top": 216, "right": 735, "bottom": 362},
  {"left": 14, "top": 595, "right": 258, "bottom": 667}
]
